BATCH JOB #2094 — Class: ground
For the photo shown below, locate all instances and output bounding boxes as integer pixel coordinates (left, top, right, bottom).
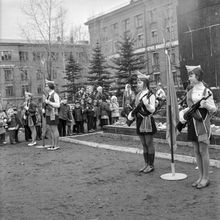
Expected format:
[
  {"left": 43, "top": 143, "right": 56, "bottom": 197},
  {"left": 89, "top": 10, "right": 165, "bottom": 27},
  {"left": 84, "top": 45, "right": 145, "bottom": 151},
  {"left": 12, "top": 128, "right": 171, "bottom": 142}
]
[{"left": 0, "top": 139, "right": 220, "bottom": 220}]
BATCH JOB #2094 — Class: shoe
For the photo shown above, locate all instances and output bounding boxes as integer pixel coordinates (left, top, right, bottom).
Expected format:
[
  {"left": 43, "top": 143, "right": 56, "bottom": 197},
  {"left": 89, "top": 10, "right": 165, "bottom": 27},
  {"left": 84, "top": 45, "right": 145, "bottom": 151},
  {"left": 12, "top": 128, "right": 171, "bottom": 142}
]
[
  {"left": 47, "top": 146, "right": 60, "bottom": 151},
  {"left": 192, "top": 180, "right": 201, "bottom": 187},
  {"left": 3, "top": 141, "right": 7, "bottom": 144},
  {"left": 143, "top": 165, "right": 154, "bottom": 174},
  {"left": 139, "top": 164, "right": 148, "bottom": 173},
  {"left": 196, "top": 180, "right": 210, "bottom": 189},
  {"left": 28, "top": 141, "right": 37, "bottom": 146}
]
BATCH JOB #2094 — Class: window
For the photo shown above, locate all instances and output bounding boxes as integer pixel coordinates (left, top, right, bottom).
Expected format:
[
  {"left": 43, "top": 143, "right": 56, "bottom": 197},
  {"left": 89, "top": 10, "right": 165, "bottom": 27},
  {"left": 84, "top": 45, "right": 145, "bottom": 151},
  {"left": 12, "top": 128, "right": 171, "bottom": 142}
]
[
  {"left": 173, "top": 71, "right": 177, "bottom": 85},
  {"left": 102, "top": 27, "right": 108, "bottom": 41},
  {"left": 37, "top": 85, "right": 43, "bottom": 94},
  {"left": 171, "top": 52, "right": 176, "bottom": 64},
  {"left": 20, "top": 69, "right": 28, "bottom": 80},
  {"left": 151, "top": 30, "right": 158, "bottom": 44},
  {"left": 112, "top": 23, "right": 118, "bottom": 37},
  {"left": 152, "top": 52, "right": 159, "bottom": 66},
  {"left": 4, "top": 68, "right": 13, "bottom": 81},
  {"left": 33, "top": 51, "right": 41, "bottom": 61},
  {"left": 1, "top": 51, "right": 12, "bottom": 61},
  {"left": 36, "top": 69, "right": 42, "bottom": 80},
  {"left": 6, "top": 86, "right": 14, "bottom": 97},
  {"left": 52, "top": 69, "right": 57, "bottom": 79},
  {"left": 19, "top": 51, "right": 28, "bottom": 61},
  {"left": 22, "top": 85, "right": 30, "bottom": 96},
  {"left": 149, "top": 9, "right": 157, "bottom": 23},
  {"left": 137, "top": 34, "right": 144, "bottom": 48},
  {"left": 51, "top": 52, "right": 59, "bottom": 61},
  {"left": 154, "top": 73, "right": 160, "bottom": 84},
  {"left": 135, "top": 14, "right": 143, "bottom": 28},
  {"left": 123, "top": 18, "right": 130, "bottom": 36},
  {"left": 166, "top": 25, "right": 175, "bottom": 40}
]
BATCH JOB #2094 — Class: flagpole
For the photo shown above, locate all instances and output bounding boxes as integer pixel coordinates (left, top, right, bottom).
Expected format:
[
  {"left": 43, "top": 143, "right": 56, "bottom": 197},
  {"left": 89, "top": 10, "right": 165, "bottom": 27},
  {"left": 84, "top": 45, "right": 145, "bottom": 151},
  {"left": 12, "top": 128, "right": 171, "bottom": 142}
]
[
  {"left": 160, "top": 51, "right": 187, "bottom": 181},
  {"left": 160, "top": 1, "right": 187, "bottom": 179}
]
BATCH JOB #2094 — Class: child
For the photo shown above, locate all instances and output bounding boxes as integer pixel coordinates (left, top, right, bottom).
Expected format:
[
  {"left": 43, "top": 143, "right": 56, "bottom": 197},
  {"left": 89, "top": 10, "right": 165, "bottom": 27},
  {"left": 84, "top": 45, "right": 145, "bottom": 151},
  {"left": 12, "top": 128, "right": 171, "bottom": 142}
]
[
  {"left": 0, "top": 105, "right": 7, "bottom": 145},
  {"left": 7, "top": 108, "right": 19, "bottom": 144},
  {"left": 110, "top": 95, "right": 120, "bottom": 124},
  {"left": 72, "top": 101, "right": 84, "bottom": 134},
  {"left": 13, "top": 107, "right": 22, "bottom": 143},
  {"left": 85, "top": 97, "right": 95, "bottom": 132}
]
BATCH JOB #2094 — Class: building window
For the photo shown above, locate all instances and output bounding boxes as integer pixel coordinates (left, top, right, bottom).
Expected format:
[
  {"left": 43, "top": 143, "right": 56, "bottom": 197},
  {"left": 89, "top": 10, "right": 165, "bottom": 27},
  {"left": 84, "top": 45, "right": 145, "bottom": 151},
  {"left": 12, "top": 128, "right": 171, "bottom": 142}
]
[
  {"left": 4, "top": 68, "right": 13, "bottom": 81},
  {"left": 37, "top": 85, "right": 42, "bottom": 94},
  {"left": 52, "top": 69, "right": 57, "bottom": 79},
  {"left": 171, "top": 52, "right": 176, "bottom": 64},
  {"left": 1, "top": 51, "right": 12, "bottom": 61},
  {"left": 22, "top": 85, "right": 30, "bottom": 96},
  {"left": 135, "top": 14, "right": 143, "bottom": 28},
  {"left": 149, "top": 9, "right": 157, "bottom": 23},
  {"left": 20, "top": 68, "right": 28, "bottom": 80},
  {"left": 6, "top": 86, "right": 14, "bottom": 97},
  {"left": 166, "top": 25, "right": 175, "bottom": 40},
  {"left": 112, "top": 23, "right": 118, "bottom": 38},
  {"left": 151, "top": 30, "right": 158, "bottom": 44},
  {"left": 36, "top": 69, "right": 42, "bottom": 80},
  {"left": 152, "top": 52, "right": 159, "bottom": 66},
  {"left": 19, "top": 51, "right": 28, "bottom": 61},
  {"left": 154, "top": 73, "right": 160, "bottom": 84},
  {"left": 51, "top": 52, "right": 59, "bottom": 61},
  {"left": 173, "top": 71, "right": 177, "bottom": 84},
  {"left": 137, "top": 34, "right": 144, "bottom": 48},
  {"left": 102, "top": 27, "right": 108, "bottom": 41},
  {"left": 33, "top": 51, "right": 41, "bottom": 61},
  {"left": 123, "top": 18, "right": 130, "bottom": 36}
]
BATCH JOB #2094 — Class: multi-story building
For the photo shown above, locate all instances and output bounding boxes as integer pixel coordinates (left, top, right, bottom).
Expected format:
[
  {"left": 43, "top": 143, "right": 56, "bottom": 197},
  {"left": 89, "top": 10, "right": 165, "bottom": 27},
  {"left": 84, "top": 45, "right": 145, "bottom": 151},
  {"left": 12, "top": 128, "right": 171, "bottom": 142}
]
[
  {"left": 0, "top": 39, "right": 89, "bottom": 108},
  {"left": 85, "top": 0, "right": 180, "bottom": 88}
]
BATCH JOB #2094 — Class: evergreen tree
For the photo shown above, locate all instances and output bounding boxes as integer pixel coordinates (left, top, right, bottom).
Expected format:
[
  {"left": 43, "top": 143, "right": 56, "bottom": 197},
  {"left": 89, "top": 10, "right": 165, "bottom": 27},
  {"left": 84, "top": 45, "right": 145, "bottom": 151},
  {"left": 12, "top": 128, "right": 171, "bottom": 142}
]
[
  {"left": 62, "top": 53, "right": 82, "bottom": 98},
  {"left": 110, "top": 34, "right": 146, "bottom": 89},
  {"left": 88, "top": 42, "right": 113, "bottom": 92}
]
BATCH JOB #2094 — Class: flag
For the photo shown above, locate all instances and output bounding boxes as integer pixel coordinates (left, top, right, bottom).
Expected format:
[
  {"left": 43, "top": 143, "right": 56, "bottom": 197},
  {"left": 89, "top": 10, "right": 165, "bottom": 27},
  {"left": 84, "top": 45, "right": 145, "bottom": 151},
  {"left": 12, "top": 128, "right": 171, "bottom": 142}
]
[{"left": 165, "top": 50, "right": 179, "bottom": 152}]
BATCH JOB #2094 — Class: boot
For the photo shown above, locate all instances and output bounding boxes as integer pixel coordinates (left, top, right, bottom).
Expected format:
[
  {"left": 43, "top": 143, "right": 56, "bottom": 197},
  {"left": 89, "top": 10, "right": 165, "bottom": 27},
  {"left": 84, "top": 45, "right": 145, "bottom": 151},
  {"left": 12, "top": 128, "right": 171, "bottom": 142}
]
[
  {"left": 143, "top": 153, "right": 154, "bottom": 173},
  {"left": 139, "top": 152, "right": 148, "bottom": 172}
]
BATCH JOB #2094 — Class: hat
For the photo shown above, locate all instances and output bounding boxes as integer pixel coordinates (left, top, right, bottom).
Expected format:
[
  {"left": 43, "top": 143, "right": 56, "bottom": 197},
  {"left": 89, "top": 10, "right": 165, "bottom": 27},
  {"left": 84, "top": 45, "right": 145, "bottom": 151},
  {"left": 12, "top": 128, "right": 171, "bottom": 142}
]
[
  {"left": 185, "top": 65, "right": 201, "bottom": 73},
  {"left": 45, "top": 79, "right": 55, "bottom": 86},
  {"left": 25, "top": 91, "right": 32, "bottom": 97},
  {"left": 136, "top": 70, "right": 150, "bottom": 80}
]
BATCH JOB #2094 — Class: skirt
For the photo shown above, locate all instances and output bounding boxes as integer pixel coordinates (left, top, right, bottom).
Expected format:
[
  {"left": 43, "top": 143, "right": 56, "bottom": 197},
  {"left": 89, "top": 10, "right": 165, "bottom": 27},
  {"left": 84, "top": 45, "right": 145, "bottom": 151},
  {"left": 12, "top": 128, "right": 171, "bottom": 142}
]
[{"left": 46, "top": 115, "right": 59, "bottom": 125}]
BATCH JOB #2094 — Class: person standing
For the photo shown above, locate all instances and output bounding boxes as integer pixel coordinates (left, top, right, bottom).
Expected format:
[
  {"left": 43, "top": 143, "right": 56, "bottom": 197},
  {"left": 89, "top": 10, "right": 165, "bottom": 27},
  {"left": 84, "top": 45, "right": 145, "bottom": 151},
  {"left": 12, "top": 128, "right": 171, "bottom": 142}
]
[
  {"left": 110, "top": 95, "right": 120, "bottom": 124},
  {"left": 128, "top": 72, "right": 157, "bottom": 173},
  {"left": 179, "top": 65, "right": 217, "bottom": 189},
  {"left": 122, "top": 84, "right": 135, "bottom": 116},
  {"left": 44, "top": 80, "right": 60, "bottom": 150},
  {"left": 58, "top": 99, "right": 71, "bottom": 137},
  {"left": 0, "top": 104, "right": 7, "bottom": 145},
  {"left": 24, "top": 92, "right": 38, "bottom": 146}
]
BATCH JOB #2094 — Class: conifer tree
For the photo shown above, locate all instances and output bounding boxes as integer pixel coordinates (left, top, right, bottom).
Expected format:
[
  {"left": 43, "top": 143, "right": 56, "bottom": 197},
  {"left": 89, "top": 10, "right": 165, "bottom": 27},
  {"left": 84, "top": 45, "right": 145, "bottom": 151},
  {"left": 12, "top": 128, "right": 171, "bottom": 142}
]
[
  {"left": 111, "top": 34, "right": 146, "bottom": 89},
  {"left": 63, "top": 53, "right": 82, "bottom": 97},
  {"left": 88, "top": 42, "right": 112, "bottom": 92}
]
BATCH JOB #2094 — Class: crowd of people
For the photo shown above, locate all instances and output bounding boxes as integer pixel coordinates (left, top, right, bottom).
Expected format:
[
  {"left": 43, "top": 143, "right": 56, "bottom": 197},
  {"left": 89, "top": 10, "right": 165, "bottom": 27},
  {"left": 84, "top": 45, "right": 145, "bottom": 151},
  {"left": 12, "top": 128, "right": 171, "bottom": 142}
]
[{"left": 0, "top": 65, "right": 218, "bottom": 189}]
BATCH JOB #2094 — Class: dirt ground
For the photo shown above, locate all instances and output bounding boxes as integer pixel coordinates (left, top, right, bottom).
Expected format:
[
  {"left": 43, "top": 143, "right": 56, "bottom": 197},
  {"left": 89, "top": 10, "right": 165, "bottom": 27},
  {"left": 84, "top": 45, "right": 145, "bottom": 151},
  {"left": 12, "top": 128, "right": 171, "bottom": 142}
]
[{"left": 0, "top": 139, "right": 220, "bottom": 220}]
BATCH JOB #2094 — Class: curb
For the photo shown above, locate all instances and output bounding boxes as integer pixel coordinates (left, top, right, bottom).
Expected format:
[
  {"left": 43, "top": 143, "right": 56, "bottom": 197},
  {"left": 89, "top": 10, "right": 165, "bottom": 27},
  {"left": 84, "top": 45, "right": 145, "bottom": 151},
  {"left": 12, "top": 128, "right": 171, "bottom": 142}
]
[{"left": 60, "top": 136, "right": 220, "bottom": 168}]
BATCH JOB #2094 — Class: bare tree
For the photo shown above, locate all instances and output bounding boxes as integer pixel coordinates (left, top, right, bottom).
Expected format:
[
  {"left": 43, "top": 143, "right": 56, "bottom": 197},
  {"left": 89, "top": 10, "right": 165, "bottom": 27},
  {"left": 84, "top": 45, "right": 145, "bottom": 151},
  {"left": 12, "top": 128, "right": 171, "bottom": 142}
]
[
  {"left": 20, "top": 0, "right": 67, "bottom": 79},
  {"left": 69, "top": 25, "right": 89, "bottom": 44}
]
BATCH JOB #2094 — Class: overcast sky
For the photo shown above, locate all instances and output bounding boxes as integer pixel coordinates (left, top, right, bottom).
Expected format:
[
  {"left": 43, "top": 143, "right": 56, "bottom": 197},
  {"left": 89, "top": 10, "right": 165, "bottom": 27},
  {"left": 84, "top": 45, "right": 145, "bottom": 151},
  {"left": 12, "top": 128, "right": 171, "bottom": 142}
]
[{"left": 0, "top": 0, "right": 129, "bottom": 40}]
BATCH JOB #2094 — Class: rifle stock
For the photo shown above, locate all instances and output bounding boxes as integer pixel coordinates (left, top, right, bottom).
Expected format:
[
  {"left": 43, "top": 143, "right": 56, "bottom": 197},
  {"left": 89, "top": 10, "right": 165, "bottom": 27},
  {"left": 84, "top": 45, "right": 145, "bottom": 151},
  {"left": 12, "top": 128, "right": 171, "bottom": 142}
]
[{"left": 176, "top": 91, "right": 212, "bottom": 132}]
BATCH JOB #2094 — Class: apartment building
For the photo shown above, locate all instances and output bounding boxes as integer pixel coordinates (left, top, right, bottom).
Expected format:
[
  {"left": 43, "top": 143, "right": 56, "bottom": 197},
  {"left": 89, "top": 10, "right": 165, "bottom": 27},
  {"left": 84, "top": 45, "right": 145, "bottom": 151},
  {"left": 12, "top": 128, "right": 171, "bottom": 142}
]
[
  {"left": 85, "top": 0, "right": 180, "bottom": 87},
  {"left": 0, "top": 40, "right": 89, "bottom": 107}
]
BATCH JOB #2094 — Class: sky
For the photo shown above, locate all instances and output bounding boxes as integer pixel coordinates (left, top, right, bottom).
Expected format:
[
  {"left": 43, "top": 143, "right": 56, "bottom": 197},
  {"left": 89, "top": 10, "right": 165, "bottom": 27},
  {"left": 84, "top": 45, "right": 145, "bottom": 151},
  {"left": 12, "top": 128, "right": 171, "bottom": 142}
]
[{"left": 0, "top": 0, "right": 129, "bottom": 40}]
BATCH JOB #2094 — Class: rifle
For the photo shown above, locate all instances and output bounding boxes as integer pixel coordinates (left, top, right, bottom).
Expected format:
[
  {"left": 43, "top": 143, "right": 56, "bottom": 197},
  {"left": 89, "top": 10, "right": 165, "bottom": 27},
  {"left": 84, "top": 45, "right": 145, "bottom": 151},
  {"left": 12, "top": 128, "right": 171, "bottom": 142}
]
[
  {"left": 176, "top": 91, "right": 212, "bottom": 132},
  {"left": 124, "top": 92, "right": 153, "bottom": 127}
]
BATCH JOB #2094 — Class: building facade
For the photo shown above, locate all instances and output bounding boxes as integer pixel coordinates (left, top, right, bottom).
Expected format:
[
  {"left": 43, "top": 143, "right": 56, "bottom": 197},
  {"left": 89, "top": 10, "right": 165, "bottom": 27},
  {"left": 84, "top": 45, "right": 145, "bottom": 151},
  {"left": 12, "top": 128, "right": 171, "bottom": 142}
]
[
  {"left": 0, "top": 40, "right": 89, "bottom": 108},
  {"left": 85, "top": 0, "right": 180, "bottom": 88}
]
